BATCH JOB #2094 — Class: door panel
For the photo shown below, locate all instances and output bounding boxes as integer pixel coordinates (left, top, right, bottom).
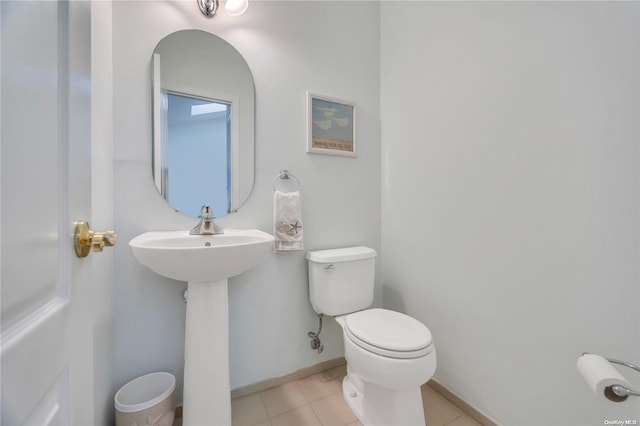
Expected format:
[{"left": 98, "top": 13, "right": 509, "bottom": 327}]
[
  {"left": 22, "top": 372, "right": 69, "bottom": 426},
  {"left": 1, "top": 0, "right": 61, "bottom": 330},
  {"left": 1, "top": 1, "right": 93, "bottom": 424}
]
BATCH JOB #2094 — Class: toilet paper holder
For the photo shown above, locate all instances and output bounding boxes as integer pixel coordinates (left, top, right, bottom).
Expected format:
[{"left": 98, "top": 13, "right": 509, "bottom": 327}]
[{"left": 582, "top": 352, "right": 640, "bottom": 400}]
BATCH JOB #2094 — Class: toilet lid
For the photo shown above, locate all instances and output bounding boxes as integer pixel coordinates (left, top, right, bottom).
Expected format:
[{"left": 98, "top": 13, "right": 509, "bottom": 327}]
[{"left": 344, "top": 308, "right": 433, "bottom": 359}]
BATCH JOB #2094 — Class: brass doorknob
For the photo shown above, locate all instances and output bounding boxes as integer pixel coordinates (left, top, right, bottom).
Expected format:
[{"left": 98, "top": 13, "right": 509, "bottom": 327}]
[{"left": 74, "top": 221, "right": 117, "bottom": 258}]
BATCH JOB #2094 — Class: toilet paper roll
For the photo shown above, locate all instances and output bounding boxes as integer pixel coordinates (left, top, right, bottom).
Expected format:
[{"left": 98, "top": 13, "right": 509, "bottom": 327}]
[{"left": 577, "top": 354, "right": 630, "bottom": 402}]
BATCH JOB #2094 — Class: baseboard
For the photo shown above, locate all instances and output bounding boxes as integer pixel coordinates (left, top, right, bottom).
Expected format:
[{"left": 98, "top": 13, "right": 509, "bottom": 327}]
[
  {"left": 230, "top": 357, "right": 347, "bottom": 400},
  {"left": 426, "top": 379, "right": 500, "bottom": 426}
]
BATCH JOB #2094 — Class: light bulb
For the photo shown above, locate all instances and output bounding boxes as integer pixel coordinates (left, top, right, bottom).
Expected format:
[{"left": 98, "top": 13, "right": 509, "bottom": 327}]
[{"left": 225, "top": 0, "right": 248, "bottom": 16}]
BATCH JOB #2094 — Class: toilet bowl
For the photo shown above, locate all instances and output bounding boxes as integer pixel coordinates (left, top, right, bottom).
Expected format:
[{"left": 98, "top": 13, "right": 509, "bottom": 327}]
[
  {"left": 307, "top": 247, "right": 437, "bottom": 426},
  {"left": 336, "top": 309, "right": 436, "bottom": 426}
]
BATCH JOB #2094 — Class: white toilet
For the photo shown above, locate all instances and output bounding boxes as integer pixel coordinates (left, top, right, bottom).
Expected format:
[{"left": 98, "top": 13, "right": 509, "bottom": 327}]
[{"left": 306, "top": 246, "right": 436, "bottom": 426}]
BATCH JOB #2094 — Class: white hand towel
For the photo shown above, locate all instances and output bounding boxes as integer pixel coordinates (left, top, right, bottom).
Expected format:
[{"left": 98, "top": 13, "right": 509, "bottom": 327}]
[{"left": 273, "top": 190, "right": 303, "bottom": 252}]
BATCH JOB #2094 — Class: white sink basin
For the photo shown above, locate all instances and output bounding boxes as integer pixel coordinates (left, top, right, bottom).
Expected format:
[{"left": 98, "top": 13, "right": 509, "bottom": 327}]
[
  {"left": 129, "top": 229, "right": 274, "bottom": 283},
  {"left": 128, "top": 228, "right": 274, "bottom": 426}
]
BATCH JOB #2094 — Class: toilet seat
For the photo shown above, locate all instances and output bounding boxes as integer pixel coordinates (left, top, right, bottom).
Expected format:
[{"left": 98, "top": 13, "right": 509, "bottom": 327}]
[{"left": 344, "top": 308, "right": 433, "bottom": 359}]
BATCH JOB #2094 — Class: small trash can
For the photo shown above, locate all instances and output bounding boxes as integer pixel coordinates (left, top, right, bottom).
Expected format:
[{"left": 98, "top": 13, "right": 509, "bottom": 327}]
[{"left": 115, "top": 372, "right": 176, "bottom": 426}]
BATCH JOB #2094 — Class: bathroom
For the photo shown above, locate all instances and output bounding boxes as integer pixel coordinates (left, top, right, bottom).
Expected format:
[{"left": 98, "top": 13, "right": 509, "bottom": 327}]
[{"left": 2, "top": 0, "right": 639, "bottom": 425}]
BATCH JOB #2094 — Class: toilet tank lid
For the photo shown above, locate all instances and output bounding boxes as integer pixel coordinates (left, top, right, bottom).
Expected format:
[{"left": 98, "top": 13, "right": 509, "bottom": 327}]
[{"left": 306, "top": 246, "right": 377, "bottom": 263}]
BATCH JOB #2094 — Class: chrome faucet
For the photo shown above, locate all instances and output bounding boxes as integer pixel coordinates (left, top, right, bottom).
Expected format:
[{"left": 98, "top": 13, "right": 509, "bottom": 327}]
[{"left": 190, "top": 205, "right": 224, "bottom": 235}]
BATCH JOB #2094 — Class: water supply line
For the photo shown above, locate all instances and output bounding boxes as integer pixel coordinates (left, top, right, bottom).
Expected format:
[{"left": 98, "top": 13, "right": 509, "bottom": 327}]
[{"left": 308, "top": 314, "right": 324, "bottom": 354}]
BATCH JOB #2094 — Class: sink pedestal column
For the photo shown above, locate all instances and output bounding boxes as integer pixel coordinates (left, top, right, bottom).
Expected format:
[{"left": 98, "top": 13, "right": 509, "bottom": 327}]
[{"left": 183, "top": 279, "right": 231, "bottom": 426}]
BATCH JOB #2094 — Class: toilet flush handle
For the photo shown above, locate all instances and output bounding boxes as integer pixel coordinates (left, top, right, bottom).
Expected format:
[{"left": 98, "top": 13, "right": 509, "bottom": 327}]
[{"left": 324, "top": 264, "right": 335, "bottom": 272}]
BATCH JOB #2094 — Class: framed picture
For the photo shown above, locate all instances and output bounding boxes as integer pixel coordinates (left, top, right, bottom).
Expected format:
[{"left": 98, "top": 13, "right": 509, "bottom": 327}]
[{"left": 307, "top": 92, "right": 356, "bottom": 157}]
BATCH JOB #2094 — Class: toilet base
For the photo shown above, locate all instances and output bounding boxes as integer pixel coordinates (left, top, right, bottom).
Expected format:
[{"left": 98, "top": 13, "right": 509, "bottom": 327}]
[{"left": 342, "top": 373, "right": 425, "bottom": 426}]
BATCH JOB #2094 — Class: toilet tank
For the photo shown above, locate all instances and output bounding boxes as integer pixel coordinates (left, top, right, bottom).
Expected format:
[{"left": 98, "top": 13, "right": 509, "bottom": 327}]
[{"left": 306, "top": 246, "right": 377, "bottom": 316}]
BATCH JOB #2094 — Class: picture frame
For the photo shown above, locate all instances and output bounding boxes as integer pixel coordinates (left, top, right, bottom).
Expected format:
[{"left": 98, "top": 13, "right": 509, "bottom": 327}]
[{"left": 306, "top": 92, "right": 357, "bottom": 157}]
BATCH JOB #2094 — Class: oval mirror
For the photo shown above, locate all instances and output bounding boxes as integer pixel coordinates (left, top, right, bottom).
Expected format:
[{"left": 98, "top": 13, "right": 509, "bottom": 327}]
[{"left": 151, "top": 30, "right": 255, "bottom": 218}]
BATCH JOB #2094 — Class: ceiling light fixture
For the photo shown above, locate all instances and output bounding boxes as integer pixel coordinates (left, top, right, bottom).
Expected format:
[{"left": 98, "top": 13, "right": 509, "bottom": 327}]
[
  {"left": 224, "top": 0, "right": 249, "bottom": 16},
  {"left": 197, "top": 0, "right": 218, "bottom": 17},
  {"left": 197, "top": 0, "right": 249, "bottom": 18}
]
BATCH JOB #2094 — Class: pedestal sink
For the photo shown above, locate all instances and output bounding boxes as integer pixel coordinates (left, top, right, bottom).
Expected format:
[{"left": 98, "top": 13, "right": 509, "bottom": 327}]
[{"left": 129, "top": 229, "right": 274, "bottom": 426}]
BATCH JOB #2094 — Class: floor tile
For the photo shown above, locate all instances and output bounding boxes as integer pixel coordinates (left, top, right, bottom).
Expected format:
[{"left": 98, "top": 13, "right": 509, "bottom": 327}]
[
  {"left": 270, "top": 406, "right": 322, "bottom": 426},
  {"left": 232, "top": 393, "right": 269, "bottom": 426},
  {"left": 422, "top": 386, "right": 464, "bottom": 426},
  {"left": 260, "top": 382, "right": 308, "bottom": 418},
  {"left": 230, "top": 363, "right": 483, "bottom": 426},
  {"left": 297, "top": 371, "right": 342, "bottom": 402},
  {"left": 311, "top": 393, "right": 357, "bottom": 426}
]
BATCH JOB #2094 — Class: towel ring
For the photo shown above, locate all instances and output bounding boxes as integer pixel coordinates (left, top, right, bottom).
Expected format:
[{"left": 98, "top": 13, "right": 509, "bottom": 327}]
[{"left": 273, "top": 170, "right": 300, "bottom": 192}]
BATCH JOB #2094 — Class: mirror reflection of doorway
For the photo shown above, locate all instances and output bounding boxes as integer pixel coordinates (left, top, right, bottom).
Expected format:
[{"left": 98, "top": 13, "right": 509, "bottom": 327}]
[{"left": 164, "top": 92, "right": 231, "bottom": 217}]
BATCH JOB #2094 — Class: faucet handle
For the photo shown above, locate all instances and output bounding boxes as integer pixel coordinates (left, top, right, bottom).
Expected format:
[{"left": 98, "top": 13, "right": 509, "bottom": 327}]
[
  {"left": 199, "top": 205, "right": 214, "bottom": 219},
  {"left": 190, "top": 205, "right": 223, "bottom": 235}
]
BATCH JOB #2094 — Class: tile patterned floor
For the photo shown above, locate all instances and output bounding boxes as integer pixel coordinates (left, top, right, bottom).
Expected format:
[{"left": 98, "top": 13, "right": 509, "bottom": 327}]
[{"left": 227, "top": 364, "right": 482, "bottom": 426}]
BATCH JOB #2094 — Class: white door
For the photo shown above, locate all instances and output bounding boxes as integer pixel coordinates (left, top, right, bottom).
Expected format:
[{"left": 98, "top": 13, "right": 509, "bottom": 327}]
[{"left": 1, "top": 1, "right": 94, "bottom": 425}]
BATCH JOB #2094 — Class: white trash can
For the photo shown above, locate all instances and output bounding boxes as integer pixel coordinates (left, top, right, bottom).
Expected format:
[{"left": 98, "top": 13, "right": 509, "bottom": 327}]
[{"left": 115, "top": 372, "right": 176, "bottom": 426}]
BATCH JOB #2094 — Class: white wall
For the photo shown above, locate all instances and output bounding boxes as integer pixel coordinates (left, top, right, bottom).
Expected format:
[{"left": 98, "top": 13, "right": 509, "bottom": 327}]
[
  {"left": 112, "top": 0, "right": 380, "bottom": 406},
  {"left": 380, "top": 2, "right": 640, "bottom": 425},
  {"left": 91, "top": 2, "right": 115, "bottom": 424}
]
